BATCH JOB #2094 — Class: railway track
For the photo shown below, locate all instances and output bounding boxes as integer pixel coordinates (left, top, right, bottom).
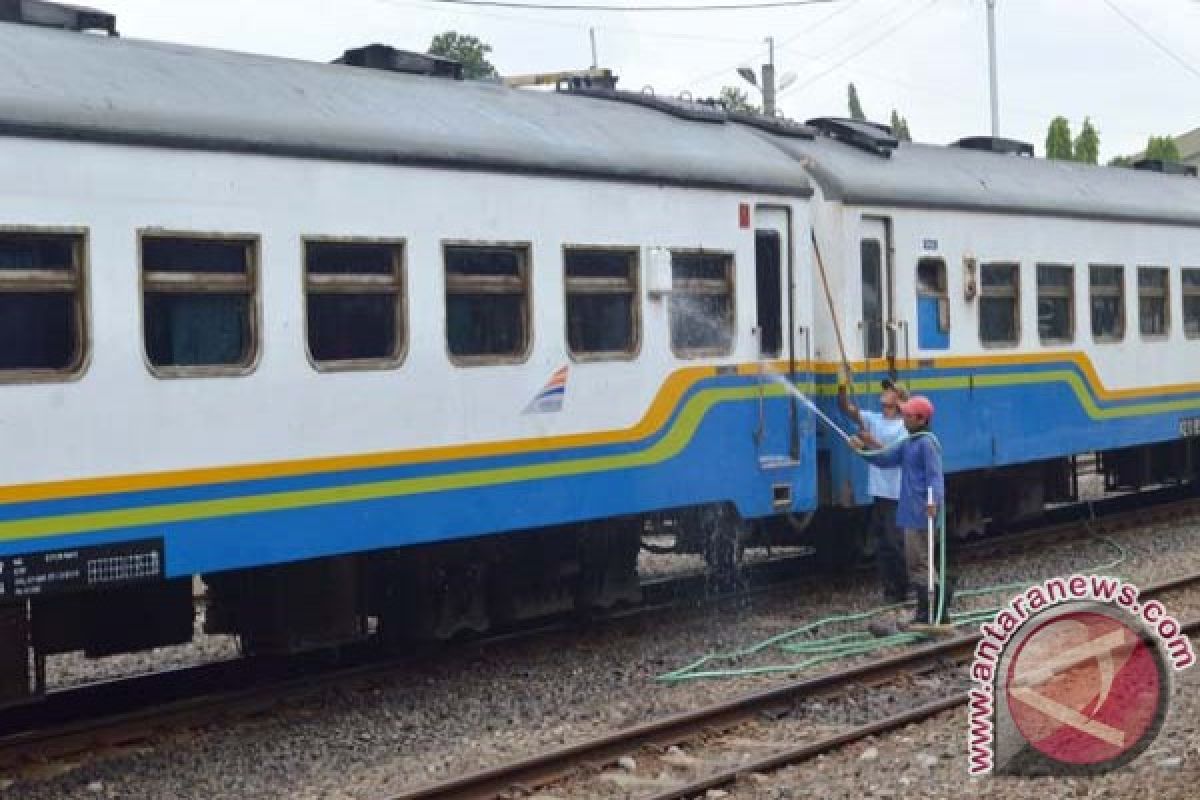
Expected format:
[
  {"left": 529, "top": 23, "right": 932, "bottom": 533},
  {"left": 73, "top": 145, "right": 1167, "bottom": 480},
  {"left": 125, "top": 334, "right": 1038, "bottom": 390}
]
[
  {"left": 1, "top": 487, "right": 1196, "bottom": 782},
  {"left": 0, "top": 550, "right": 817, "bottom": 769},
  {"left": 390, "top": 571, "right": 1200, "bottom": 800}
]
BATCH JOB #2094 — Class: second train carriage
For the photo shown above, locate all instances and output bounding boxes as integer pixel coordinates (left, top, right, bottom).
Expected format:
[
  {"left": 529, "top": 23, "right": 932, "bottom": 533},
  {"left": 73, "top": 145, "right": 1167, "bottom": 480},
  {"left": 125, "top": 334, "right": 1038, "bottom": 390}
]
[{"left": 769, "top": 122, "right": 1200, "bottom": 538}]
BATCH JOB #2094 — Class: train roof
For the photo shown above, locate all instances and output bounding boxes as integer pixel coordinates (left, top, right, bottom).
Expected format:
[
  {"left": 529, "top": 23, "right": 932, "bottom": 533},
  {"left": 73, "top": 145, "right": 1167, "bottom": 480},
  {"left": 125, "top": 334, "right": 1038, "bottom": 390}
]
[
  {"left": 765, "top": 132, "right": 1200, "bottom": 227},
  {"left": 0, "top": 22, "right": 813, "bottom": 197}
]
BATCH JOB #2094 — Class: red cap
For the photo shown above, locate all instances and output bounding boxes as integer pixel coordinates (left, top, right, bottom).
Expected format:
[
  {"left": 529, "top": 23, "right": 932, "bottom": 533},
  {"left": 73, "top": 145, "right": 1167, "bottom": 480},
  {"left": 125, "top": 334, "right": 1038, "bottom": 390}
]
[{"left": 899, "top": 395, "right": 935, "bottom": 421}]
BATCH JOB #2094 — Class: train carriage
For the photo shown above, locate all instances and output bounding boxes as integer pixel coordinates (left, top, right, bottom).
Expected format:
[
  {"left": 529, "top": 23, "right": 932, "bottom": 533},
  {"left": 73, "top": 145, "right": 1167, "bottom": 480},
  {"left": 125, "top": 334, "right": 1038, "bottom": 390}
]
[
  {"left": 767, "top": 122, "right": 1200, "bottom": 535},
  {"left": 0, "top": 19, "right": 819, "bottom": 705}
]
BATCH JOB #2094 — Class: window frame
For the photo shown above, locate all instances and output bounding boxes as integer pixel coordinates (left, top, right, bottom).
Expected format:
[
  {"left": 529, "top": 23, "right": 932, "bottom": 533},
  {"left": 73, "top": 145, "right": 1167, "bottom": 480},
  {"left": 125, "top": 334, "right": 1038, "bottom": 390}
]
[
  {"left": 1089, "top": 264, "right": 1126, "bottom": 343},
  {"left": 139, "top": 229, "right": 261, "bottom": 379},
  {"left": 978, "top": 261, "right": 1021, "bottom": 348},
  {"left": 302, "top": 236, "right": 408, "bottom": 373},
  {"left": 667, "top": 248, "right": 737, "bottom": 360},
  {"left": 0, "top": 225, "right": 91, "bottom": 384},
  {"left": 1137, "top": 265, "right": 1171, "bottom": 339},
  {"left": 442, "top": 240, "right": 533, "bottom": 367},
  {"left": 561, "top": 244, "right": 641, "bottom": 363},
  {"left": 916, "top": 256, "right": 950, "bottom": 336},
  {"left": 859, "top": 238, "right": 885, "bottom": 359},
  {"left": 1184, "top": 267, "right": 1200, "bottom": 340},
  {"left": 1036, "top": 263, "right": 1075, "bottom": 345}
]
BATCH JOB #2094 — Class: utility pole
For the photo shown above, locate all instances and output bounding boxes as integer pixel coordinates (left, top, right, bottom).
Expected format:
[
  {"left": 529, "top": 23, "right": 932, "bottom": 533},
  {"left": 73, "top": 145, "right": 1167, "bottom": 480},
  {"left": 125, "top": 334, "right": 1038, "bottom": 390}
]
[
  {"left": 589, "top": 27, "right": 598, "bottom": 70},
  {"left": 762, "top": 36, "right": 776, "bottom": 117},
  {"left": 986, "top": 0, "right": 999, "bottom": 136},
  {"left": 737, "top": 37, "right": 793, "bottom": 116}
]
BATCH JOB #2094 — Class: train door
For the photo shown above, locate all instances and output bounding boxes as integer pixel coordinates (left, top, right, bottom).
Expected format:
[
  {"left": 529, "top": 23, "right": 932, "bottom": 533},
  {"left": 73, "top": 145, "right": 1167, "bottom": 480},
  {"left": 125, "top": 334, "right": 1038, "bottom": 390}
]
[
  {"left": 858, "top": 218, "right": 894, "bottom": 376},
  {"left": 754, "top": 207, "right": 799, "bottom": 462}
]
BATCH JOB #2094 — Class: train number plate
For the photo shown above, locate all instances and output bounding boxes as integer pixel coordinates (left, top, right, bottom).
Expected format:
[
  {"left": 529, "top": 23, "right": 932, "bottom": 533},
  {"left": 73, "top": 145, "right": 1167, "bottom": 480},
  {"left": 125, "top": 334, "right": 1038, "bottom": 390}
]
[
  {"left": 0, "top": 538, "right": 165, "bottom": 599},
  {"left": 1181, "top": 417, "right": 1200, "bottom": 438}
]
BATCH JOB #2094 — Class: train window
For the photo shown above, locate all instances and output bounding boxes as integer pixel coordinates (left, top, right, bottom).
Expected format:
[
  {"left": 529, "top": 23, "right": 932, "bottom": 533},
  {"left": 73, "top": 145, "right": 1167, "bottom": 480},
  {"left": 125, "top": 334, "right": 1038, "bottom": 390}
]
[
  {"left": 0, "top": 230, "right": 87, "bottom": 379},
  {"left": 305, "top": 240, "right": 405, "bottom": 370},
  {"left": 1037, "top": 264, "right": 1074, "bottom": 343},
  {"left": 669, "top": 251, "right": 734, "bottom": 357},
  {"left": 916, "top": 258, "right": 949, "bottom": 350},
  {"left": 445, "top": 243, "right": 530, "bottom": 363},
  {"left": 1137, "top": 267, "right": 1169, "bottom": 337},
  {"left": 1184, "top": 268, "right": 1200, "bottom": 339},
  {"left": 564, "top": 247, "right": 638, "bottom": 360},
  {"left": 860, "top": 240, "right": 884, "bottom": 358},
  {"left": 979, "top": 262, "right": 1019, "bottom": 346},
  {"left": 142, "top": 234, "right": 258, "bottom": 375},
  {"left": 754, "top": 231, "right": 783, "bottom": 357},
  {"left": 1089, "top": 265, "right": 1125, "bottom": 341}
]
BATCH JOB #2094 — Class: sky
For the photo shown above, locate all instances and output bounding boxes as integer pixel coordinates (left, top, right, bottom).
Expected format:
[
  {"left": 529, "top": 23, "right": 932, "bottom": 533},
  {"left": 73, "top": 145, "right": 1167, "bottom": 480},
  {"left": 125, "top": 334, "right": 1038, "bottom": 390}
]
[{"left": 89, "top": 0, "right": 1200, "bottom": 161}]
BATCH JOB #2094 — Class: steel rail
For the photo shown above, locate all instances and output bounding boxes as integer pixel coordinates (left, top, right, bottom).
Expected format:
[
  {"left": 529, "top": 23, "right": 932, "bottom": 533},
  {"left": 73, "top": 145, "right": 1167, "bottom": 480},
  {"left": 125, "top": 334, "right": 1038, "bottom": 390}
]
[
  {"left": 643, "top": 615, "right": 1200, "bottom": 800},
  {"left": 0, "top": 551, "right": 816, "bottom": 765},
  {"left": 389, "top": 571, "right": 1200, "bottom": 800}
]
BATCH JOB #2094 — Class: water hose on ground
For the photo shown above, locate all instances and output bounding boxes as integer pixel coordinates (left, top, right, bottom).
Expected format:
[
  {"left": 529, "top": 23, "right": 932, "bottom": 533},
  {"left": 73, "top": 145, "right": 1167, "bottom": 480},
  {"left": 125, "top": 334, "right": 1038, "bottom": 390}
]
[{"left": 656, "top": 534, "right": 1127, "bottom": 684}]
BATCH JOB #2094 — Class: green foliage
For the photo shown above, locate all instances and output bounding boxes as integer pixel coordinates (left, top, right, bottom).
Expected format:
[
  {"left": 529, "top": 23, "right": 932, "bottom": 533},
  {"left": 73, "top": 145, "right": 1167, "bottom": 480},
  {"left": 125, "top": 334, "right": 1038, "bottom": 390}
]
[
  {"left": 1045, "top": 116, "right": 1074, "bottom": 160},
  {"left": 1073, "top": 117, "right": 1099, "bottom": 165},
  {"left": 1108, "top": 135, "right": 1180, "bottom": 168},
  {"left": 718, "top": 85, "right": 759, "bottom": 114},
  {"left": 428, "top": 32, "right": 498, "bottom": 80},
  {"left": 889, "top": 109, "right": 911, "bottom": 142},
  {"left": 1144, "top": 135, "right": 1181, "bottom": 162},
  {"left": 847, "top": 83, "right": 865, "bottom": 121}
]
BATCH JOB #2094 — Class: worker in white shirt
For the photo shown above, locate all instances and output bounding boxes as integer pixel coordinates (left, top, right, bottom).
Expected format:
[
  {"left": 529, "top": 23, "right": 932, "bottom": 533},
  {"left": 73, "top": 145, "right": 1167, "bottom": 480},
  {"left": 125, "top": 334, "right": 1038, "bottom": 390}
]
[{"left": 838, "top": 377, "right": 909, "bottom": 603}]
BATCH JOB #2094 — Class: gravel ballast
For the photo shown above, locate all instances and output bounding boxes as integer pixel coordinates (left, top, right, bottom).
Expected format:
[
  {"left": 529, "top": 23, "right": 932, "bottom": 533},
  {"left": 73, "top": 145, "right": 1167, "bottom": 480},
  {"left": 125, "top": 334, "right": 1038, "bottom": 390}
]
[{"left": 4, "top": 510, "right": 1199, "bottom": 799}]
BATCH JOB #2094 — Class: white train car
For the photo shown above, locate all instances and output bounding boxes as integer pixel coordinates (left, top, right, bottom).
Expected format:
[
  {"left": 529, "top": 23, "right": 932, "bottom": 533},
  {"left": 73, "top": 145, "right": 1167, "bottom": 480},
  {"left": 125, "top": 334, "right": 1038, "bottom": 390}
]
[
  {"left": 0, "top": 16, "right": 821, "bottom": 704},
  {"left": 773, "top": 122, "right": 1200, "bottom": 538}
]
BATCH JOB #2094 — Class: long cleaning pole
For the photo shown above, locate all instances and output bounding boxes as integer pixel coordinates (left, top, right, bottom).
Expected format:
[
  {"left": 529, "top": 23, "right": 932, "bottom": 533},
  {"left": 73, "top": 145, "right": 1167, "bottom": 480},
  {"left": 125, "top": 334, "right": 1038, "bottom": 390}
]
[{"left": 810, "top": 230, "right": 857, "bottom": 398}]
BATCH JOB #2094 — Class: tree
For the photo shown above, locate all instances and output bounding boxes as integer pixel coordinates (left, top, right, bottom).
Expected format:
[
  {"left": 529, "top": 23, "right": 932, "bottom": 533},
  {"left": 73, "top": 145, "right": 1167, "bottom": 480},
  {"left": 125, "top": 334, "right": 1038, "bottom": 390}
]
[
  {"left": 889, "top": 109, "right": 912, "bottom": 142},
  {"left": 1045, "top": 116, "right": 1074, "bottom": 160},
  {"left": 718, "top": 85, "right": 759, "bottom": 114},
  {"left": 428, "top": 32, "right": 498, "bottom": 80},
  {"left": 1144, "top": 135, "right": 1181, "bottom": 162},
  {"left": 1073, "top": 117, "right": 1099, "bottom": 165},
  {"left": 1107, "top": 135, "right": 1180, "bottom": 168},
  {"left": 847, "top": 83, "right": 866, "bottom": 121}
]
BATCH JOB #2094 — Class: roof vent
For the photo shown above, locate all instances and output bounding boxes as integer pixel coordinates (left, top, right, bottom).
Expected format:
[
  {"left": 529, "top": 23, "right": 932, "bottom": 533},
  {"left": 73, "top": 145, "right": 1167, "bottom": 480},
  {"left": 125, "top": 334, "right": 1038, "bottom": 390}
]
[
  {"left": 806, "top": 117, "right": 897, "bottom": 157},
  {"left": 334, "top": 44, "right": 463, "bottom": 80},
  {"left": 953, "top": 136, "right": 1034, "bottom": 157},
  {"left": 0, "top": 0, "right": 117, "bottom": 35},
  {"left": 1132, "top": 159, "right": 1197, "bottom": 177}
]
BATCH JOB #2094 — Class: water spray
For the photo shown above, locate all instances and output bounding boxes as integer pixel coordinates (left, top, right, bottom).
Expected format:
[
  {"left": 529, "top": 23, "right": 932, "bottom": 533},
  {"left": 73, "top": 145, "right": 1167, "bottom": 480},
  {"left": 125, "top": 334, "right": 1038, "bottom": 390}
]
[{"left": 768, "top": 375, "right": 855, "bottom": 445}]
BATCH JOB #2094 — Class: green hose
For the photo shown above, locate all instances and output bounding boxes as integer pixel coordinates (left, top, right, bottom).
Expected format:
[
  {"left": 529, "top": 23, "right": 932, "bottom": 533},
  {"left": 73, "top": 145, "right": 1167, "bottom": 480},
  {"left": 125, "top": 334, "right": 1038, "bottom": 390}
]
[{"left": 656, "top": 533, "right": 1128, "bottom": 684}]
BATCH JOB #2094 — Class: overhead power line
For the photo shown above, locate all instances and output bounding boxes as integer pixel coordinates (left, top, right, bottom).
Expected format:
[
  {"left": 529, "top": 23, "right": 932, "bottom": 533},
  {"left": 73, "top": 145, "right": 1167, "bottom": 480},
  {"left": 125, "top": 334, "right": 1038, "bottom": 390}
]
[
  {"left": 1099, "top": 0, "right": 1200, "bottom": 83},
  {"left": 681, "top": 0, "right": 863, "bottom": 85},
  {"left": 420, "top": 0, "right": 837, "bottom": 11},
  {"left": 779, "top": 0, "right": 939, "bottom": 98}
]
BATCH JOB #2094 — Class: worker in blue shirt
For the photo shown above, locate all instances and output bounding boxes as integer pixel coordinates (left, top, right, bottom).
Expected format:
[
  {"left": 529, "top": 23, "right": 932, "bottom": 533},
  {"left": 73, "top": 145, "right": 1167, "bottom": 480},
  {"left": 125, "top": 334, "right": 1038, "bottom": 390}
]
[{"left": 853, "top": 395, "right": 948, "bottom": 625}]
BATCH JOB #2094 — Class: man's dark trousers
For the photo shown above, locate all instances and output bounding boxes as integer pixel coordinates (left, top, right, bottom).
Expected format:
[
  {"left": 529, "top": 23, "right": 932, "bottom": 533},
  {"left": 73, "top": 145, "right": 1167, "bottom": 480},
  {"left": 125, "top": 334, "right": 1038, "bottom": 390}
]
[{"left": 869, "top": 498, "right": 906, "bottom": 602}]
